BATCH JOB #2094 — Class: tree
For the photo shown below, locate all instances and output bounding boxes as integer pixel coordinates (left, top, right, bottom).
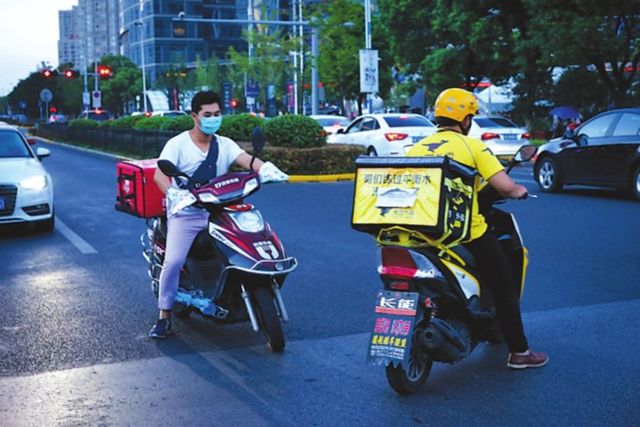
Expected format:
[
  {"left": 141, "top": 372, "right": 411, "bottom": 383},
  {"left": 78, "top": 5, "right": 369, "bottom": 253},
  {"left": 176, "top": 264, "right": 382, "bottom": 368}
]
[
  {"left": 525, "top": 0, "right": 640, "bottom": 108},
  {"left": 96, "top": 54, "right": 142, "bottom": 115},
  {"left": 226, "top": 24, "right": 299, "bottom": 111},
  {"left": 311, "top": 0, "right": 393, "bottom": 114},
  {"left": 194, "top": 55, "right": 222, "bottom": 92},
  {"left": 377, "top": 0, "right": 517, "bottom": 105}
]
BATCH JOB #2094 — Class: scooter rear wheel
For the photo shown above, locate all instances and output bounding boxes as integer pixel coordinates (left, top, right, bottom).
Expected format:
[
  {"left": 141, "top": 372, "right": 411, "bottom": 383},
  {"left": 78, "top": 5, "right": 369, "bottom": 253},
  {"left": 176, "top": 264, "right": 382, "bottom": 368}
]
[
  {"left": 385, "top": 331, "right": 433, "bottom": 395},
  {"left": 252, "top": 286, "right": 285, "bottom": 353}
]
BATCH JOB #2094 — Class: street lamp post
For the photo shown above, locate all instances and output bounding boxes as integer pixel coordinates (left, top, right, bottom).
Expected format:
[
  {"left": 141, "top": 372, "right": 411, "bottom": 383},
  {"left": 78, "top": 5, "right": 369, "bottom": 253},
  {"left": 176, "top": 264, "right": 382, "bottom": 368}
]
[
  {"left": 134, "top": 21, "right": 148, "bottom": 113},
  {"left": 364, "top": 0, "right": 373, "bottom": 113},
  {"left": 174, "top": 16, "right": 320, "bottom": 115}
]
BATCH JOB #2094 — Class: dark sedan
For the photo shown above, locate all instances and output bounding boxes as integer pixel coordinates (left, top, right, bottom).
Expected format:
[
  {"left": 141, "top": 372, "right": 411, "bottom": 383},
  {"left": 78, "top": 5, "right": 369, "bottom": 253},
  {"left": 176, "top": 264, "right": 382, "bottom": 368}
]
[{"left": 534, "top": 108, "right": 640, "bottom": 200}]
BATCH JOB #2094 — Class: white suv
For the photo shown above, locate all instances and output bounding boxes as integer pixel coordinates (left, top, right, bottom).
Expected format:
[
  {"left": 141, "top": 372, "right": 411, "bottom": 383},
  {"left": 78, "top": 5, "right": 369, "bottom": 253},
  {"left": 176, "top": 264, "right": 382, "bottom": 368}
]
[{"left": 0, "top": 125, "right": 54, "bottom": 231}]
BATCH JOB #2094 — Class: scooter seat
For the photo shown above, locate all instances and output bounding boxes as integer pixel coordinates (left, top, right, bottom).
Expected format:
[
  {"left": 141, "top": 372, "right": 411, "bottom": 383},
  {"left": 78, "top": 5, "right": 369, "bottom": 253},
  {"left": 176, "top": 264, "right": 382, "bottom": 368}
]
[{"left": 450, "top": 245, "right": 476, "bottom": 269}]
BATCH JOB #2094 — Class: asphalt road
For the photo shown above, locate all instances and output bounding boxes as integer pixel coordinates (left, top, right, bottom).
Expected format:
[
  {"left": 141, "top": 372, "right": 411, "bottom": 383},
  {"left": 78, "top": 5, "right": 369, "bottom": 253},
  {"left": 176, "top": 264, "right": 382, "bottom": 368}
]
[{"left": 0, "top": 139, "right": 638, "bottom": 426}]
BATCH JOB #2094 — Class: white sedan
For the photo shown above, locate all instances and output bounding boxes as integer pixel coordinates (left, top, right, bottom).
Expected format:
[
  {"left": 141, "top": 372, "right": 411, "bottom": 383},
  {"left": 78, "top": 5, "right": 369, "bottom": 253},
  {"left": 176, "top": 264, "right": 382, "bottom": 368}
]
[
  {"left": 0, "top": 124, "right": 54, "bottom": 232},
  {"left": 330, "top": 113, "right": 437, "bottom": 156},
  {"left": 468, "top": 115, "right": 531, "bottom": 162},
  {"left": 309, "top": 115, "right": 351, "bottom": 143}
]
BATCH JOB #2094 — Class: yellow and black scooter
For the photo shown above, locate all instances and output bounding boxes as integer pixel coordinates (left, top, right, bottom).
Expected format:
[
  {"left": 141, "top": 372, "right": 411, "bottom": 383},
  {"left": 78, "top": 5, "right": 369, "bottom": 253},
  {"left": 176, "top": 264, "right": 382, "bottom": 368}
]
[{"left": 364, "top": 145, "right": 537, "bottom": 395}]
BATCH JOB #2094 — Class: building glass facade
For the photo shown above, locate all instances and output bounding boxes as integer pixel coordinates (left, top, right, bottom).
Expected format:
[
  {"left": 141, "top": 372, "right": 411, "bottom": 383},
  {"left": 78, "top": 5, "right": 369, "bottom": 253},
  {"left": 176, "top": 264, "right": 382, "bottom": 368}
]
[{"left": 120, "top": 0, "right": 289, "bottom": 85}]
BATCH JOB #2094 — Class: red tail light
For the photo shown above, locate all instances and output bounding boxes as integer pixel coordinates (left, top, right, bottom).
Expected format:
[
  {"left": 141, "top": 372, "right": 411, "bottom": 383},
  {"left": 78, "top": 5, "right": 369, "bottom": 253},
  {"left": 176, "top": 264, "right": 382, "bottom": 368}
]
[
  {"left": 388, "top": 281, "right": 410, "bottom": 291},
  {"left": 384, "top": 132, "right": 409, "bottom": 141},
  {"left": 522, "top": 132, "right": 531, "bottom": 139},
  {"left": 380, "top": 247, "right": 417, "bottom": 279},
  {"left": 481, "top": 132, "right": 500, "bottom": 141}
]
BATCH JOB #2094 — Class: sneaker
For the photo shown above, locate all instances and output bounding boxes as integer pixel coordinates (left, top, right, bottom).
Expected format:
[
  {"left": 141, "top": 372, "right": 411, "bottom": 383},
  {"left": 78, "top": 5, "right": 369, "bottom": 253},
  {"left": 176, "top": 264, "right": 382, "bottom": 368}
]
[
  {"left": 148, "top": 318, "right": 172, "bottom": 339},
  {"left": 507, "top": 349, "right": 549, "bottom": 369}
]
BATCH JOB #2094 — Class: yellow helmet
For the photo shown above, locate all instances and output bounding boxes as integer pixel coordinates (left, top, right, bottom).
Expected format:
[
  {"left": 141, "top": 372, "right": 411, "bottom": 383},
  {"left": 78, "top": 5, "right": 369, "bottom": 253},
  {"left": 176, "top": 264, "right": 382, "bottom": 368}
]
[{"left": 434, "top": 88, "right": 478, "bottom": 123}]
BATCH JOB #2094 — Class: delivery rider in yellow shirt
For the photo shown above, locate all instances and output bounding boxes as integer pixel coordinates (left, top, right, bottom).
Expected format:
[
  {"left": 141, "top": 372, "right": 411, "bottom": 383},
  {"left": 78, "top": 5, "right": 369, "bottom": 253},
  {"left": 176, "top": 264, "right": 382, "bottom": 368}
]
[{"left": 406, "top": 88, "right": 548, "bottom": 370}]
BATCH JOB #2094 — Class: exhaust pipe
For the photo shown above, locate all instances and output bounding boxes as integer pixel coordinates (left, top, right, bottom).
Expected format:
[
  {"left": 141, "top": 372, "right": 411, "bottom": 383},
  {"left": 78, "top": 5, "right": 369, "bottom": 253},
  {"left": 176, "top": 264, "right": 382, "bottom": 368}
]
[{"left": 420, "top": 318, "right": 472, "bottom": 362}]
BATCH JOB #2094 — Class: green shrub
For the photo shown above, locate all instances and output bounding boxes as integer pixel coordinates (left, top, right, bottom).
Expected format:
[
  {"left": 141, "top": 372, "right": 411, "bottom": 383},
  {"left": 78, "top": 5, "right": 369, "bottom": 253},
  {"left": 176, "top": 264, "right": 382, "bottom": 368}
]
[
  {"left": 132, "top": 116, "right": 170, "bottom": 130},
  {"left": 241, "top": 143, "right": 365, "bottom": 174},
  {"left": 69, "top": 118, "right": 100, "bottom": 128},
  {"left": 264, "top": 114, "right": 326, "bottom": 148},
  {"left": 104, "top": 114, "right": 146, "bottom": 129},
  {"left": 160, "top": 115, "right": 194, "bottom": 131},
  {"left": 218, "top": 113, "right": 264, "bottom": 142}
]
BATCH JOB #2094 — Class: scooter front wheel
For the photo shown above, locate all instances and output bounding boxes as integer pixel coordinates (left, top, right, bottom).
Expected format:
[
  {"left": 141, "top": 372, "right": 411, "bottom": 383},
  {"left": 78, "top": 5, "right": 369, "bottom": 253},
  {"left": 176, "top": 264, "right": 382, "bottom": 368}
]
[
  {"left": 252, "top": 286, "right": 285, "bottom": 353},
  {"left": 385, "top": 333, "right": 433, "bottom": 395}
]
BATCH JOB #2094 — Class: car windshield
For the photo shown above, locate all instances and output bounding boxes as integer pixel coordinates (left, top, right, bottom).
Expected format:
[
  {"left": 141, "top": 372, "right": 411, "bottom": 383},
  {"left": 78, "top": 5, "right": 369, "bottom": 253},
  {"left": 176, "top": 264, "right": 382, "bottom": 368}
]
[
  {"left": 0, "top": 130, "right": 31, "bottom": 158},
  {"left": 383, "top": 116, "right": 434, "bottom": 128},
  {"left": 474, "top": 117, "right": 519, "bottom": 128},
  {"left": 316, "top": 117, "right": 350, "bottom": 127}
]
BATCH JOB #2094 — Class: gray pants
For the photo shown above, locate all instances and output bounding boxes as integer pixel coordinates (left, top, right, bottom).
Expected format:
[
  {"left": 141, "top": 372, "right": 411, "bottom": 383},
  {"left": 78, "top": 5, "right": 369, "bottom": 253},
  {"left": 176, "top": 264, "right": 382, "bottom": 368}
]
[{"left": 157, "top": 211, "right": 208, "bottom": 310}]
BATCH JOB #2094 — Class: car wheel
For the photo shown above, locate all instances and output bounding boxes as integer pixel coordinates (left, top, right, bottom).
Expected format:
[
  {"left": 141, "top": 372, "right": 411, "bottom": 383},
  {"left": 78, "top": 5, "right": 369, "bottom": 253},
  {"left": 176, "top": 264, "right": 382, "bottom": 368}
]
[
  {"left": 535, "top": 157, "right": 562, "bottom": 192},
  {"left": 367, "top": 147, "right": 378, "bottom": 156},
  {"left": 632, "top": 166, "right": 640, "bottom": 201}
]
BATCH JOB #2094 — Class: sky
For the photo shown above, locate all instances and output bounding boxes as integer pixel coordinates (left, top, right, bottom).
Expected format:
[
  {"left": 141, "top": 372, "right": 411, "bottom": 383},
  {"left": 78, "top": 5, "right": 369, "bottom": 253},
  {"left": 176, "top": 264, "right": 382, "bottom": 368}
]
[{"left": 0, "top": 0, "right": 78, "bottom": 96}]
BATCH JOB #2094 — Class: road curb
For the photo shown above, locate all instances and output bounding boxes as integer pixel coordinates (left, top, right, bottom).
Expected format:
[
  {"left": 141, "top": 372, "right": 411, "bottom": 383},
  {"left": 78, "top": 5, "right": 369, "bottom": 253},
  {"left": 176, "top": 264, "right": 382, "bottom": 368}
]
[
  {"left": 288, "top": 173, "right": 354, "bottom": 183},
  {"left": 32, "top": 135, "right": 356, "bottom": 182}
]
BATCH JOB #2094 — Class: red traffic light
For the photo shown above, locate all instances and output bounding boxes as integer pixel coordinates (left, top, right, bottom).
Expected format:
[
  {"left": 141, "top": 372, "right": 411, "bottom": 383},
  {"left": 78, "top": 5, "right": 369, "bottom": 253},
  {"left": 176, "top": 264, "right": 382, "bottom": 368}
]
[
  {"left": 98, "top": 65, "right": 112, "bottom": 78},
  {"left": 64, "top": 69, "right": 78, "bottom": 79},
  {"left": 49, "top": 106, "right": 57, "bottom": 113},
  {"left": 42, "top": 69, "right": 54, "bottom": 78},
  {"left": 230, "top": 99, "right": 239, "bottom": 108}
]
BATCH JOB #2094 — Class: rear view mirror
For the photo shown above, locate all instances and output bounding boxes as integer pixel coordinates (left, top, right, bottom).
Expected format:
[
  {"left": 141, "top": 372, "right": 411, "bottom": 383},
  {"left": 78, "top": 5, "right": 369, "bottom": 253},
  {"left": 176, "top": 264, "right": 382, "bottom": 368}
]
[
  {"left": 36, "top": 147, "right": 50, "bottom": 160},
  {"left": 514, "top": 145, "right": 537, "bottom": 163},
  {"left": 251, "top": 126, "right": 266, "bottom": 155},
  {"left": 157, "top": 159, "right": 181, "bottom": 177},
  {"left": 337, "top": 128, "right": 346, "bottom": 134}
]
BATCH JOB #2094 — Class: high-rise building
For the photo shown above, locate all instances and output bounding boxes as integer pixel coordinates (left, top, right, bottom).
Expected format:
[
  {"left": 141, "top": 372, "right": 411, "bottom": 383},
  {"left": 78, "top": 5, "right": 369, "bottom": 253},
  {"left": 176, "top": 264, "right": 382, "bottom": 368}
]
[
  {"left": 119, "top": 0, "right": 291, "bottom": 85},
  {"left": 58, "top": 7, "right": 81, "bottom": 67},
  {"left": 58, "top": 0, "right": 120, "bottom": 71}
]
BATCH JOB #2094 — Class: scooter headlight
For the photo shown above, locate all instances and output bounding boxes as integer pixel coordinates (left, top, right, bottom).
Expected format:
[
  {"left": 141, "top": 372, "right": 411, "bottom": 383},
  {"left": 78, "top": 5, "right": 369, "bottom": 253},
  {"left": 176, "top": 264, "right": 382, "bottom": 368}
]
[
  {"left": 198, "top": 192, "right": 219, "bottom": 203},
  {"left": 229, "top": 209, "right": 264, "bottom": 232},
  {"left": 20, "top": 175, "right": 47, "bottom": 190}
]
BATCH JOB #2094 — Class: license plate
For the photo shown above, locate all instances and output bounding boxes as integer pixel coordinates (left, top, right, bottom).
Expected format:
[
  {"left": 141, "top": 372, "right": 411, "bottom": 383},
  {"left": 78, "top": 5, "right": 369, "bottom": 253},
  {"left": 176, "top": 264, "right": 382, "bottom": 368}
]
[
  {"left": 367, "top": 291, "right": 420, "bottom": 366},
  {"left": 503, "top": 134, "right": 517, "bottom": 140},
  {"left": 0, "top": 197, "right": 4, "bottom": 210}
]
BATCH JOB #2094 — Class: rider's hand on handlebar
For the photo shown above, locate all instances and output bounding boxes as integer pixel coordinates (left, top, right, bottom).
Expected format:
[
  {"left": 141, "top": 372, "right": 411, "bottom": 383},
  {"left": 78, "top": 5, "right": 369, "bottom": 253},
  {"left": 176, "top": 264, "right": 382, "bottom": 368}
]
[{"left": 259, "top": 161, "right": 289, "bottom": 183}]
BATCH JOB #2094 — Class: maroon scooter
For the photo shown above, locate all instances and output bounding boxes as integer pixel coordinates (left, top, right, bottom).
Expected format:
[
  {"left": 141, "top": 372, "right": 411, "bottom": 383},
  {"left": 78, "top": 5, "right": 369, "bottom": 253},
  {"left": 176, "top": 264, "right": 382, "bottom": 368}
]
[{"left": 141, "top": 129, "right": 296, "bottom": 352}]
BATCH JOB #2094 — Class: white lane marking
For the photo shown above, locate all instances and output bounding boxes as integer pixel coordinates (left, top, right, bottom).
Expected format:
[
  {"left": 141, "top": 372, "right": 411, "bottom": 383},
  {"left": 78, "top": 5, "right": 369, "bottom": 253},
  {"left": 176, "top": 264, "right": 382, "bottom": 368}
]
[{"left": 55, "top": 216, "right": 98, "bottom": 254}]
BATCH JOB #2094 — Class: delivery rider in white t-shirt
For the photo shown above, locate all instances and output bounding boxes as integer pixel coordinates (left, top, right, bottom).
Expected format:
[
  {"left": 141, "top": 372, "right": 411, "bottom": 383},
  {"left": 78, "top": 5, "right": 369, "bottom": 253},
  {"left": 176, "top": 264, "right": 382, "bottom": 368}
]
[{"left": 148, "top": 91, "right": 286, "bottom": 338}]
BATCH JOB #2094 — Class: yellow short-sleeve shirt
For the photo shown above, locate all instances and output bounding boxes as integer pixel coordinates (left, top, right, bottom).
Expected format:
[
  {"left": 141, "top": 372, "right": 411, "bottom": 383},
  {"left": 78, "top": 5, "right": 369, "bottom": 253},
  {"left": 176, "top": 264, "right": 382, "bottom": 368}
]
[{"left": 406, "top": 130, "right": 504, "bottom": 241}]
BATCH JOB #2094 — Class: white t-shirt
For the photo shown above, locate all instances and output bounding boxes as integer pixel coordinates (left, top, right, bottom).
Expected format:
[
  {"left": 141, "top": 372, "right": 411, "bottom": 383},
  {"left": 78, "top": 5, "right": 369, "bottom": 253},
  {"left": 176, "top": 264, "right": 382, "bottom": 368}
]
[{"left": 159, "top": 130, "right": 245, "bottom": 189}]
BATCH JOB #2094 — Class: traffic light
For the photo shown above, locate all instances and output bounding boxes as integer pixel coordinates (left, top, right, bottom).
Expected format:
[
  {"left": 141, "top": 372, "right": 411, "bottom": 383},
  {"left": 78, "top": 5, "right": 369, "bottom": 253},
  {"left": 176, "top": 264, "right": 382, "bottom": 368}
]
[
  {"left": 49, "top": 106, "right": 57, "bottom": 114},
  {"left": 63, "top": 69, "right": 79, "bottom": 79},
  {"left": 230, "top": 99, "right": 239, "bottom": 109},
  {"left": 41, "top": 69, "right": 55, "bottom": 78},
  {"left": 97, "top": 65, "right": 113, "bottom": 79}
]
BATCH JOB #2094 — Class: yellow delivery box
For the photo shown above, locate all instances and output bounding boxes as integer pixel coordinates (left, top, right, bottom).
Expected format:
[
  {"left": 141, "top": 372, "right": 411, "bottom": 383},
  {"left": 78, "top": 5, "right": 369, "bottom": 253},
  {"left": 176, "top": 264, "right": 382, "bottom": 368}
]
[{"left": 351, "top": 156, "right": 477, "bottom": 247}]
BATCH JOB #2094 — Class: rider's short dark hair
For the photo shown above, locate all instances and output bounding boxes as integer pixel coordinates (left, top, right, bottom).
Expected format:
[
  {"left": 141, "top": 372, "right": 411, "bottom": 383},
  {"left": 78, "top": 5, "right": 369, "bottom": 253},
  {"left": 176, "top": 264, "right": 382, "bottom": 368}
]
[
  {"left": 191, "top": 91, "right": 222, "bottom": 114},
  {"left": 436, "top": 116, "right": 462, "bottom": 127}
]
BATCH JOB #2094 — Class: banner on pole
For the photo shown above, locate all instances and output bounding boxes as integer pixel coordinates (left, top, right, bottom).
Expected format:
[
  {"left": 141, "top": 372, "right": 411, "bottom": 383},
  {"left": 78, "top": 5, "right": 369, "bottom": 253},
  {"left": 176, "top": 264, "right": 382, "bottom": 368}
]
[{"left": 359, "top": 49, "right": 379, "bottom": 93}]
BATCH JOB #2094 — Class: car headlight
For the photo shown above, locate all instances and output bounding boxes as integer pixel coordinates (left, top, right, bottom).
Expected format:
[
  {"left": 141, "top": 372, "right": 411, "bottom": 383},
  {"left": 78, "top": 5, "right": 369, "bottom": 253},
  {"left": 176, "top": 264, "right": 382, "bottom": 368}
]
[
  {"left": 20, "top": 175, "right": 47, "bottom": 190},
  {"left": 243, "top": 178, "right": 258, "bottom": 195},
  {"left": 229, "top": 210, "right": 264, "bottom": 232}
]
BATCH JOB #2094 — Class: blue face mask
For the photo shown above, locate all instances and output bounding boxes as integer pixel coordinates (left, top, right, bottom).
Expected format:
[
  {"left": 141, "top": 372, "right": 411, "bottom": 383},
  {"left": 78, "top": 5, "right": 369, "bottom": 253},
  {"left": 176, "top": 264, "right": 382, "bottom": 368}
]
[{"left": 199, "top": 116, "right": 222, "bottom": 135}]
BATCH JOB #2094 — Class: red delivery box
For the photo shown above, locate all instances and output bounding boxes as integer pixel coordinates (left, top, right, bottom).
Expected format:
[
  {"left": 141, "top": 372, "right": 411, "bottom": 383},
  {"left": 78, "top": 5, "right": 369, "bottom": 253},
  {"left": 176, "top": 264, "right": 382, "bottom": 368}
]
[{"left": 115, "top": 159, "right": 166, "bottom": 218}]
